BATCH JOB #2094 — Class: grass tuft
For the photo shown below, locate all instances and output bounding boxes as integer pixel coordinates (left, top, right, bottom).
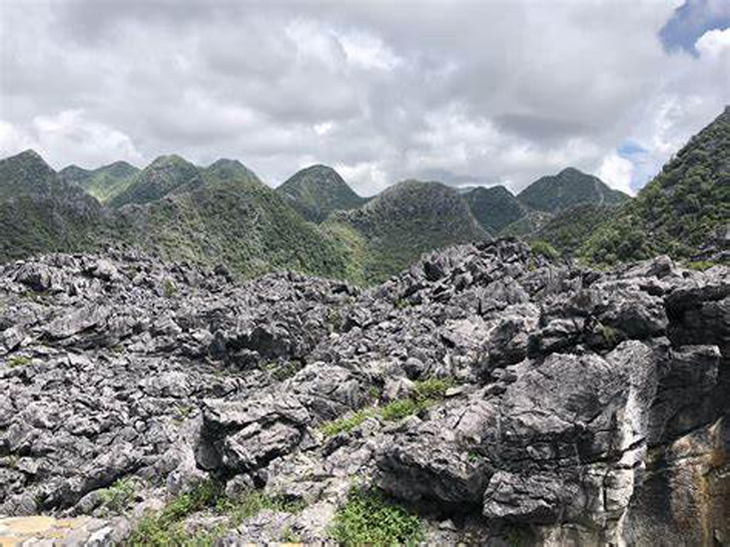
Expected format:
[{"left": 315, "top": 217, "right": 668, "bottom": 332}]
[{"left": 320, "top": 407, "right": 375, "bottom": 438}]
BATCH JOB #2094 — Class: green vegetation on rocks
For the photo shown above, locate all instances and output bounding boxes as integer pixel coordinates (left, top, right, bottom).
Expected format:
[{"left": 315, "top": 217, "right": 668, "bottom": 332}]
[
  {"left": 98, "top": 478, "right": 136, "bottom": 514},
  {"left": 320, "top": 377, "right": 455, "bottom": 435},
  {"left": 530, "top": 204, "right": 617, "bottom": 256},
  {"left": 320, "top": 407, "right": 376, "bottom": 438},
  {"left": 330, "top": 488, "right": 423, "bottom": 545},
  {"left": 580, "top": 107, "right": 730, "bottom": 264},
  {"left": 128, "top": 480, "right": 302, "bottom": 546}
]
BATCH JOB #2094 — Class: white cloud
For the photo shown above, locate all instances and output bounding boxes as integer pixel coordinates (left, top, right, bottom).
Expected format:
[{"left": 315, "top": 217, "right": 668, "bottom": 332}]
[
  {"left": 695, "top": 27, "right": 730, "bottom": 57},
  {"left": 0, "top": 120, "right": 36, "bottom": 158},
  {"left": 0, "top": 0, "right": 726, "bottom": 195},
  {"left": 598, "top": 152, "right": 635, "bottom": 196},
  {"left": 338, "top": 30, "right": 402, "bottom": 71},
  {"left": 31, "top": 110, "right": 143, "bottom": 169}
]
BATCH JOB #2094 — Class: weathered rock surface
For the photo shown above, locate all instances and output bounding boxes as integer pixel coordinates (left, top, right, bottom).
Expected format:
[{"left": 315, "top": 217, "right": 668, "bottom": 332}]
[{"left": 0, "top": 241, "right": 727, "bottom": 545}]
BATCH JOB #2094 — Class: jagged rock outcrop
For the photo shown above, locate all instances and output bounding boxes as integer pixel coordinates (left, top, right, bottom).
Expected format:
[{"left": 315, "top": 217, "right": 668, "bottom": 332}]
[{"left": 0, "top": 240, "right": 727, "bottom": 545}]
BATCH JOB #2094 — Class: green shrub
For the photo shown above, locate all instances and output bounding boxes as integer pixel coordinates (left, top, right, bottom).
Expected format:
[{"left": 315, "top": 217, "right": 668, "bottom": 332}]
[
  {"left": 330, "top": 488, "right": 423, "bottom": 545},
  {"left": 530, "top": 240, "right": 559, "bottom": 260},
  {"left": 127, "top": 480, "right": 222, "bottom": 546},
  {"left": 98, "top": 478, "right": 135, "bottom": 514}
]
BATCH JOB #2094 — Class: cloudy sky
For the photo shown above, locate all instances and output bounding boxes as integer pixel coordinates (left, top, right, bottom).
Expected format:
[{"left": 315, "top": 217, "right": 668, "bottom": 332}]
[{"left": 0, "top": 0, "right": 728, "bottom": 196}]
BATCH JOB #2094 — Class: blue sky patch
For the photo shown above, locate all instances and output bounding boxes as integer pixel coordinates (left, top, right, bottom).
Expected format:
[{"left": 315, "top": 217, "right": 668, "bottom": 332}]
[
  {"left": 659, "top": 0, "right": 730, "bottom": 56},
  {"left": 618, "top": 141, "right": 648, "bottom": 158}
]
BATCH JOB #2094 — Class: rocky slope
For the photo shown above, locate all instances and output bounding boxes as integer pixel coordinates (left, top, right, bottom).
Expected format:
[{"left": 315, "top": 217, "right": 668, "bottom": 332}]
[
  {"left": 277, "top": 165, "right": 367, "bottom": 223},
  {"left": 0, "top": 240, "right": 727, "bottom": 545},
  {"left": 517, "top": 167, "right": 631, "bottom": 213}
]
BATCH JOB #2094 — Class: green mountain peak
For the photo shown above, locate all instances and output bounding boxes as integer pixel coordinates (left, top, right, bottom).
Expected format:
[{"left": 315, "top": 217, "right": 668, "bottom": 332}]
[
  {"left": 277, "top": 164, "right": 365, "bottom": 222},
  {"left": 517, "top": 167, "right": 630, "bottom": 213},
  {"left": 109, "top": 154, "right": 203, "bottom": 208}
]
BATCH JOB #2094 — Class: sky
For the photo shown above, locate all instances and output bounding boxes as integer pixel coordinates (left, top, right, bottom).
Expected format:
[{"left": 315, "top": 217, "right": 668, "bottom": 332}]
[{"left": 0, "top": 0, "right": 728, "bottom": 197}]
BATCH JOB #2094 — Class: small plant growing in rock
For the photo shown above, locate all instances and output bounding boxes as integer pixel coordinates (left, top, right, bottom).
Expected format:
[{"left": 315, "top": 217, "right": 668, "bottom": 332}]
[
  {"left": 216, "top": 489, "right": 305, "bottom": 526},
  {"left": 7, "top": 356, "right": 31, "bottom": 368},
  {"left": 330, "top": 488, "right": 423, "bottom": 545},
  {"left": 280, "top": 527, "right": 301, "bottom": 543},
  {"left": 174, "top": 404, "right": 195, "bottom": 421},
  {"left": 162, "top": 278, "right": 177, "bottom": 298},
  {"left": 368, "top": 385, "right": 382, "bottom": 401},
  {"left": 686, "top": 260, "right": 715, "bottom": 271},
  {"left": 381, "top": 377, "right": 455, "bottom": 421},
  {"left": 467, "top": 449, "right": 485, "bottom": 463},
  {"left": 99, "top": 478, "right": 136, "bottom": 514},
  {"left": 380, "top": 398, "right": 421, "bottom": 421},
  {"left": 393, "top": 298, "right": 410, "bottom": 310},
  {"left": 320, "top": 407, "right": 375, "bottom": 438},
  {"left": 321, "top": 376, "right": 457, "bottom": 432},
  {"left": 128, "top": 480, "right": 223, "bottom": 546},
  {"left": 596, "top": 323, "right": 618, "bottom": 346},
  {"left": 270, "top": 361, "right": 304, "bottom": 382},
  {"left": 412, "top": 377, "right": 454, "bottom": 402}
]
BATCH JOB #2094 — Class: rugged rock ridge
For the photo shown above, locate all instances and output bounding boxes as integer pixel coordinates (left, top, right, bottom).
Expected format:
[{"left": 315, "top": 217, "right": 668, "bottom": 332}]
[{"left": 0, "top": 241, "right": 727, "bottom": 545}]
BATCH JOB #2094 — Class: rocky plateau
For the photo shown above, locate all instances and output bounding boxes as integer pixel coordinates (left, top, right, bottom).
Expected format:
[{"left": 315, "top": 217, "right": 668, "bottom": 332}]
[{"left": 0, "top": 239, "right": 728, "bottom": 545}]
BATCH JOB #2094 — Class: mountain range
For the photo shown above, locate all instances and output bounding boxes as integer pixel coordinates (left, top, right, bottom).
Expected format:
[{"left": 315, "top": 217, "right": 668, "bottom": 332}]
[{"left": 0, "top": 106, "right": 727, "bottom": 283}]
